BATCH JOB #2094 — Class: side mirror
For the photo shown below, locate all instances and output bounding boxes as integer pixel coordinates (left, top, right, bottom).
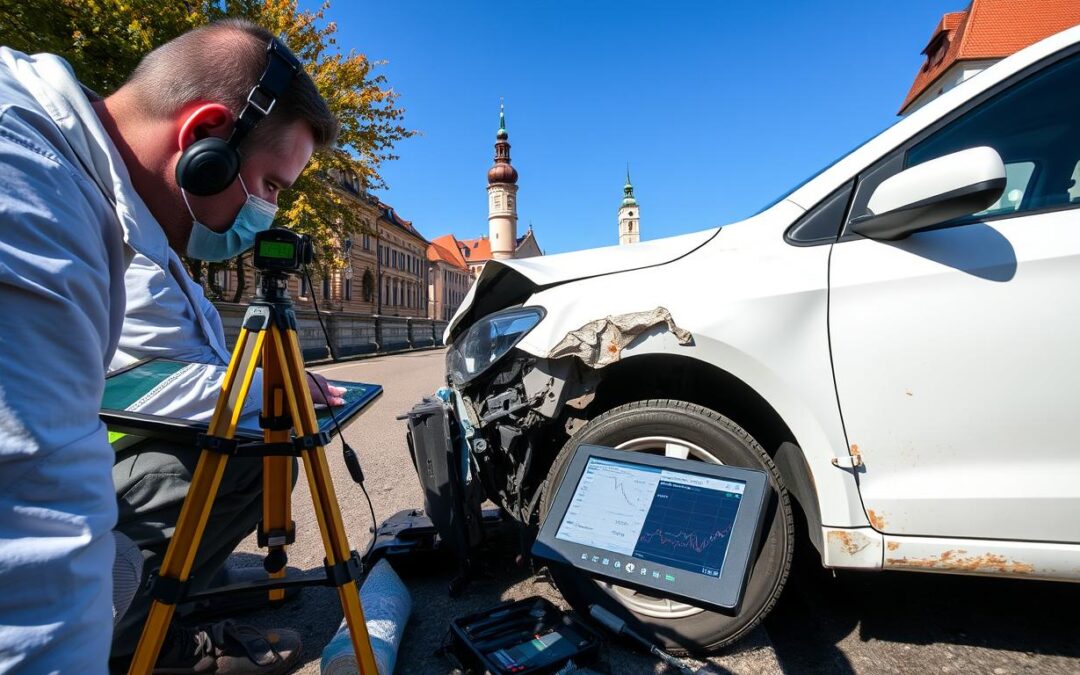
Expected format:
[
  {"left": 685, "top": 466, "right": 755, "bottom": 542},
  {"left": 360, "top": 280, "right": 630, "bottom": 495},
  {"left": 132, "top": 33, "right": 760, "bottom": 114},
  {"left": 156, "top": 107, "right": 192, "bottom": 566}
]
[{"left": 852, "top": 146, "right": 1006, "bottom": 241}]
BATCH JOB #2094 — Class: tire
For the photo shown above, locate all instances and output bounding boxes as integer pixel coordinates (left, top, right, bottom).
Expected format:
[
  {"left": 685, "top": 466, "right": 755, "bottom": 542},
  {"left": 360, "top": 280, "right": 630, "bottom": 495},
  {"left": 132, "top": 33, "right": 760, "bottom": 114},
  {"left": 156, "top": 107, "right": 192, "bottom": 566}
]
[{"left": 539, "top": 399, "right": 793, "bottom": 655}]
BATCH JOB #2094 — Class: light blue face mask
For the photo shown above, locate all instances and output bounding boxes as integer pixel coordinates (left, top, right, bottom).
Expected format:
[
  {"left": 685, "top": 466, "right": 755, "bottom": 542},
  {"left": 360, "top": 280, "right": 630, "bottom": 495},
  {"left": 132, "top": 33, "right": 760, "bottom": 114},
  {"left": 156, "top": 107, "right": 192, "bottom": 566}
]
[{"left": 183, "top": 175, "right": 278, "bottom": 261}]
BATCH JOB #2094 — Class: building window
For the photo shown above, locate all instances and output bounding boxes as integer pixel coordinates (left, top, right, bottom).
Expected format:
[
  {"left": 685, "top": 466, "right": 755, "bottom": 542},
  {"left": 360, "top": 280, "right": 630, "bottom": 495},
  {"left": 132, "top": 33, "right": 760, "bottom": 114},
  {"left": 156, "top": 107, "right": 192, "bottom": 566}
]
[
  {"left": 362, "top": 268, "right": 374, "bottom": 302},
  {"left": 213, "top": 268, "right": 229, "bottom": 292},
  {"left": 322, "top": 276, "right": 331, "bottom": 301},
  {"left": 300, "top": 275, "right": 309, "bottom": 297},
  {"left": 344, "top": 277, "right": 352, "bottom": 301},
  {"left": 362, "top": 233, "right": 371, "bottom": 251}
]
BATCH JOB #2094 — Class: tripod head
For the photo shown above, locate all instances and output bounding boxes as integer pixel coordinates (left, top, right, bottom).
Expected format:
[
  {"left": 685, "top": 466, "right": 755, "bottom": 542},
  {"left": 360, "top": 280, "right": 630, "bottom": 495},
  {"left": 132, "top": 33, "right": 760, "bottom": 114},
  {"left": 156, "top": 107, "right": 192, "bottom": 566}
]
[
  {"left": 253, "top": 227, "right": 314, "bottom": 303},
  {"left": 254, "top": 227, "right": 314, "bottom": 275}
]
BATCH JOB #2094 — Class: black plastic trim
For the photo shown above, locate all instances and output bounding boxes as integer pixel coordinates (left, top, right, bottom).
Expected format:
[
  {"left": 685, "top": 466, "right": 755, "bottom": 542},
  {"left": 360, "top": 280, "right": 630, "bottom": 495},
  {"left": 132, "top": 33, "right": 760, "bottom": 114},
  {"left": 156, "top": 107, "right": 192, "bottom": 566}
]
[
  {"left": 784, "top": 180, "right": 856, "bottom": 246},
  {"left": 323, "top": 551, "right": 364, "bottom": 587},
  {"left": 257, "top": 521, "right": 297, "bottom": 548},
  {"left": 147, "top": 573, "right": 187, "bottom": 605}
]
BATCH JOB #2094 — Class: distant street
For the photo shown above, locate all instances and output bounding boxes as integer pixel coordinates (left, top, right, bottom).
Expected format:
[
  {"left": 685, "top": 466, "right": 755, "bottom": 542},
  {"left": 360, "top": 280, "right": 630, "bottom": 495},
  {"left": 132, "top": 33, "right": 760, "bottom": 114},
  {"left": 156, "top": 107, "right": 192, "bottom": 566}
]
[{"left": 228, "top": 348, "right": 1080, "bottom": 674}]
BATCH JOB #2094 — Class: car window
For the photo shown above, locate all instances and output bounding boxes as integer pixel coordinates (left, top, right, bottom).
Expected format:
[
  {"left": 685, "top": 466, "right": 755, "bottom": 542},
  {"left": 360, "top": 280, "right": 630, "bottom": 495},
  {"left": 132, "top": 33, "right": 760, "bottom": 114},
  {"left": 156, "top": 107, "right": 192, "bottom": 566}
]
[
  {"left": 979, "top": 161, "right": 1036, "bottom": 217},
  {"left": 784, "top": 180, "right": 854, "bottom": 245},
  {"left": 905, "top": 52, "right": 1080, "bottom": 220},
  {"left": 1069, "top": 160, "right": 1080, "bottom": 203}
]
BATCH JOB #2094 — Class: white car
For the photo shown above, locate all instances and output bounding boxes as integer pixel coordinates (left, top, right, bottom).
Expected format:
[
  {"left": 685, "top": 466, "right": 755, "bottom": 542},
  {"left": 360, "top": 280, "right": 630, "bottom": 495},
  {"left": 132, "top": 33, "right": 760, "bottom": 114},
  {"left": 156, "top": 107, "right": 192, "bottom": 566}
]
[{"left": 439, "top": 24, "right": 1080, "bottom": 654}]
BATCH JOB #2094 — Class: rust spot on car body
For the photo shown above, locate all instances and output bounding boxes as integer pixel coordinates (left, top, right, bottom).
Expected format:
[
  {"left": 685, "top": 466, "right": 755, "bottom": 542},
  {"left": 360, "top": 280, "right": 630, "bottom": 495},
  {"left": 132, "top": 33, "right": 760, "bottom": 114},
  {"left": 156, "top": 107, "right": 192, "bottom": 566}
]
[
  {"left": 887, "top": 541, "right": 900, "bottom": 551},
  {"left": 827, "top": 530, "right": 870, "bottom": 556},
  {"left": 866, "top": 509, "right": 886, "bottom": 531},
  {"left": 886, "top": 550, "right": 1035, "bottom": 574}
]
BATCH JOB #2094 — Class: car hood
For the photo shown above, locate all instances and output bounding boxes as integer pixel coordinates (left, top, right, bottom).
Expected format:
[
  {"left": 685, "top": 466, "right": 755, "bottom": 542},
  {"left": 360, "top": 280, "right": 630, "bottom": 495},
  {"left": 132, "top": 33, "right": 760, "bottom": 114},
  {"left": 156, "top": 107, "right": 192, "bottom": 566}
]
[{"left": 446, "top": 227, "right": 720, "bottom": 341}]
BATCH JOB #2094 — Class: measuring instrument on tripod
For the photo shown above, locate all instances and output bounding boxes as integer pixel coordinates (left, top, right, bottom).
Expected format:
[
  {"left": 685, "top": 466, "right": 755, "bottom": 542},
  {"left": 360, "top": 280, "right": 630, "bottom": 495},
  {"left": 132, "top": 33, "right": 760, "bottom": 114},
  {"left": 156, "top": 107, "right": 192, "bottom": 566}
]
[{"left": 128, "top": 227, "right": 379, "bottom": 674}]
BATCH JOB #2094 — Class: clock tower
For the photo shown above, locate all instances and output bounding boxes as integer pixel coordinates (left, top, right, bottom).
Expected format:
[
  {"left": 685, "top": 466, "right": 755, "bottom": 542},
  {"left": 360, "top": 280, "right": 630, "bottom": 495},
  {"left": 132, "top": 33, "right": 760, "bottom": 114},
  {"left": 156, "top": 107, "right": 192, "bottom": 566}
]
[{"left": 487, "top": 104, "right": 519, "bottom": 260}]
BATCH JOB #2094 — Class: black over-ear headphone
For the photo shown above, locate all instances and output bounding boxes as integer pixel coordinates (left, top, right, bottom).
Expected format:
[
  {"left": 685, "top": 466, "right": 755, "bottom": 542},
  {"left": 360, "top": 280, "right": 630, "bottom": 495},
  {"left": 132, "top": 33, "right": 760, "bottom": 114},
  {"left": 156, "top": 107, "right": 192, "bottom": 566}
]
[{"left": 175, "top": 37, "right": 302, "bottom": 196}]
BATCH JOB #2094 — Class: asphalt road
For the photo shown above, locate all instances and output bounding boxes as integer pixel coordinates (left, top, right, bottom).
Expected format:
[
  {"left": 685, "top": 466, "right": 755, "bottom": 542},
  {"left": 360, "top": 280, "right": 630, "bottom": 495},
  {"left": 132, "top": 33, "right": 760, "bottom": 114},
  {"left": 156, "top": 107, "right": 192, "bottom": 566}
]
[{"left": 226, "top": 348, "right": 1080, "bottom": 675}]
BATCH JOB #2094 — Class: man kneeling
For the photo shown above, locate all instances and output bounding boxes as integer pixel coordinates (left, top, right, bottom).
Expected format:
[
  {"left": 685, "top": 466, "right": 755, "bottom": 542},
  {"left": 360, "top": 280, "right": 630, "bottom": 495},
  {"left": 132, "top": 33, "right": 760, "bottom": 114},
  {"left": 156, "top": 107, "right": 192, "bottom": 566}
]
[{"left": 98, "top": 20, "right": 341, "bottom": 674}]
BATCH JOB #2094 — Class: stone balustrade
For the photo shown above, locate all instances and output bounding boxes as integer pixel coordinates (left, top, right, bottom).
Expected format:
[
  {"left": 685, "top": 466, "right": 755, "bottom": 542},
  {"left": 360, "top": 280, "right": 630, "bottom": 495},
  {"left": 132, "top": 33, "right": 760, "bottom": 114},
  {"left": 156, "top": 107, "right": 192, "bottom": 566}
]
[{"left": 215, "top": 303, "right": 449, "bottom": 362}]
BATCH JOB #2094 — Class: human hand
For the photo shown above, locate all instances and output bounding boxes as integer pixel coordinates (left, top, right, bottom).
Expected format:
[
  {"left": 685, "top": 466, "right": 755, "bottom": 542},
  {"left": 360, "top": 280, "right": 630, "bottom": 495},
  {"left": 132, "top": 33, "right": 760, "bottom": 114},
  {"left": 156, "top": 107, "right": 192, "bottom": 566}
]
[{"left": 307, "top": 372, "right": 346, "bottom": 406}]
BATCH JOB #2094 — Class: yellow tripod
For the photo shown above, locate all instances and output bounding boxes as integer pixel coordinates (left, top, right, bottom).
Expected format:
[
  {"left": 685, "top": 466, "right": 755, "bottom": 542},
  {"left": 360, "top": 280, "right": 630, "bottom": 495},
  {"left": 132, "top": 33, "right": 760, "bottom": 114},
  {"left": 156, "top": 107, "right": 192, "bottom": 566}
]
[{"left": 128, "top": 266, "right": 378, "bottom": 674}]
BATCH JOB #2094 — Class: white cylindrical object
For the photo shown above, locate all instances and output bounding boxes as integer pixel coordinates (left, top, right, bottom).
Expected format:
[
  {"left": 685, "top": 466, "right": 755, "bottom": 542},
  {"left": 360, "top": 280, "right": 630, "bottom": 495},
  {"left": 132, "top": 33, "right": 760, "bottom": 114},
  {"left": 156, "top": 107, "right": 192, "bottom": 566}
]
[{"left": 321, "top": 558, "right": 412, "bottom": 675}]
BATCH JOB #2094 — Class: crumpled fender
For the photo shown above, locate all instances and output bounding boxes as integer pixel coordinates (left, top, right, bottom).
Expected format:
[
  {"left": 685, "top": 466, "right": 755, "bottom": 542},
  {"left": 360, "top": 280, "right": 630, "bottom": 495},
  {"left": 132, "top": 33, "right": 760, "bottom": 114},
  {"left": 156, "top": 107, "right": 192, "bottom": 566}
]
[{"left": 546, "top": 307, "right": 693, "bottom": 368}]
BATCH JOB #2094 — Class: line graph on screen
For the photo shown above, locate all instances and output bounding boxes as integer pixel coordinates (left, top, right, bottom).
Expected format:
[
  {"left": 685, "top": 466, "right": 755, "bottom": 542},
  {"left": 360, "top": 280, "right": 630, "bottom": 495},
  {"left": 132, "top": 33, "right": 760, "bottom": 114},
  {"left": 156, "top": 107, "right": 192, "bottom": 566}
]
[{"left": 632, "top": 480, "right": 742, "bottom": 575}]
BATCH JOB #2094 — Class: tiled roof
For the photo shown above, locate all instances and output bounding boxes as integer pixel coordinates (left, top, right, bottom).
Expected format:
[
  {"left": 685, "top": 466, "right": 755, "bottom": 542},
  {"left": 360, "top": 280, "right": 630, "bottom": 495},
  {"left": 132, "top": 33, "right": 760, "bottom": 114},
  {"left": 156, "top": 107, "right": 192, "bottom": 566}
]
[
  {"left": 427, "top": 234, "right": 469, "bottom": 270},
  {"left": 457, "top": 237, "right": 492, "bottom": 264},
  {"left": 377, "top": 200, "right": 428, "bottom": 243},
  {"left": 900, "top": 0, "right": 1080, "bottom": 113}
]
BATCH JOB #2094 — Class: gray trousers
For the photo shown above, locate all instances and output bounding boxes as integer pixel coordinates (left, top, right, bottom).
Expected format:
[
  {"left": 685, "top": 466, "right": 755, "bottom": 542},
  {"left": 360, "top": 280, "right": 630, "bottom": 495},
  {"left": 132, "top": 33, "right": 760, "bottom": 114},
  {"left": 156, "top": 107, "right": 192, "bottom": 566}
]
[{"left": 110, "top": 438, "right": 295, "bottom": 658}]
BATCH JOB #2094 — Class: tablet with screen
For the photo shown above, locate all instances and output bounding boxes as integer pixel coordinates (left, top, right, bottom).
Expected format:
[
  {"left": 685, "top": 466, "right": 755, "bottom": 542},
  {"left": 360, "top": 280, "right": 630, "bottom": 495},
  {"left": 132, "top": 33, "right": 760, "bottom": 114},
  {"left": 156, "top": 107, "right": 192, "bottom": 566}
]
[
  {"left": 101, "top": 357, "right": 381, "bottom": 443},
  {"left": 532, "top": 444, "right": 770, "bottom": 613}
]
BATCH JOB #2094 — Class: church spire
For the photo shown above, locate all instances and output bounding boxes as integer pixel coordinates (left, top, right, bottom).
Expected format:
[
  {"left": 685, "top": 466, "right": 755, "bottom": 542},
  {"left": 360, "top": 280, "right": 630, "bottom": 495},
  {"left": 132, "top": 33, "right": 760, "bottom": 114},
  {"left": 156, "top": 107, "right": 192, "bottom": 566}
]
[
  {"left": 488, "top": 101, "right": 519, "bottom": 260},
  {"left": 621, "top": 165, "right": 637, "bottom": 208},
  {"left": 618, "top": 165, "right": 640, "bottom": 245},
  {"left": 488, "top": 101, "right": 517, "bottom": 185}
]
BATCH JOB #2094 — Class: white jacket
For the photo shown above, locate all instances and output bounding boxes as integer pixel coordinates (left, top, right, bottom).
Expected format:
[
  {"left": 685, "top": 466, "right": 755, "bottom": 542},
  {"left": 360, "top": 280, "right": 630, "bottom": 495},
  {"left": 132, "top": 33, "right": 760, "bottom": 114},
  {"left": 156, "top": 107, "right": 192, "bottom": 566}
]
[
  {"left": 0, "top": 47, "right": 137, "bottom": 673},
  {"left": 110, "top": 239, "right": 262, "bottom": 424}
]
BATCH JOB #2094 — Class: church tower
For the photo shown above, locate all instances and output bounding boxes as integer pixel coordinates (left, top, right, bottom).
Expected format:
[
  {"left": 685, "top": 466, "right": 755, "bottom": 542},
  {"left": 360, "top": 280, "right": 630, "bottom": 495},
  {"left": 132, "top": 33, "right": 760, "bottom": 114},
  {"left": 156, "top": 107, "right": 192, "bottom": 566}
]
[
  {"left": 618, "top": 168, "right": 640, "bottom": 245},
  {"left": 487, "top": 104, "right": 519, "bottom": 260}
]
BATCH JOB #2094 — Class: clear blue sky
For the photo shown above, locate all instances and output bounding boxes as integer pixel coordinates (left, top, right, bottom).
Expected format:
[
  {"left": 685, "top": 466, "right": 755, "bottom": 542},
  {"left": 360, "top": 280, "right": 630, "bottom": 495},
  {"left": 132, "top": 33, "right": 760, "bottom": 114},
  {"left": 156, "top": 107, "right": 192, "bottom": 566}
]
[{"left": 307, "top": 0, "right": 961, "bottom": 254}]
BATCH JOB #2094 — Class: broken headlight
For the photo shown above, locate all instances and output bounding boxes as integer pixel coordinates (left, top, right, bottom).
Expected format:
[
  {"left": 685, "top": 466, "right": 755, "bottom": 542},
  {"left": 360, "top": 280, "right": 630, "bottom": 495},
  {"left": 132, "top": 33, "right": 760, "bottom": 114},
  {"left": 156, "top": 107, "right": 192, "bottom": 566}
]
[{"left": 447, "top": 306, "right": 545, "bottom": 386}]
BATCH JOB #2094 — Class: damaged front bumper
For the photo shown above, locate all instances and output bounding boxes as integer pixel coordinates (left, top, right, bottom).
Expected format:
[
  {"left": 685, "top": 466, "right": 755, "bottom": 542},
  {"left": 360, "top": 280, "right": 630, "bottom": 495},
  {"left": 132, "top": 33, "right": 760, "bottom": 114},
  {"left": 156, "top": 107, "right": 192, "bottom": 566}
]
[{"left": 438, "top": 305, "right": 695, "bottom": 528}]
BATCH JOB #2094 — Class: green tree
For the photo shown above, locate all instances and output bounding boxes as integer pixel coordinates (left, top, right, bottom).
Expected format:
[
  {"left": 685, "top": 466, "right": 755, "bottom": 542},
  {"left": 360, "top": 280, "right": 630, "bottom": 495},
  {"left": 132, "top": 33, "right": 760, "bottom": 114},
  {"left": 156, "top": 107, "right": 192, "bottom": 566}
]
[{"left": 0, "top": 0, "right": 413, "bottom": 286}]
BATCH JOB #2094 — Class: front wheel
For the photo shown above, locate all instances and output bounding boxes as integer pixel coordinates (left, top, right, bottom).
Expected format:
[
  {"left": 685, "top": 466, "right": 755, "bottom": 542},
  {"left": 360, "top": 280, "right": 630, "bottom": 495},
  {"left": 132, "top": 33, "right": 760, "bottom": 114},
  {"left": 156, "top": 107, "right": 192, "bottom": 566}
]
[{"left": 539, "top": 399, "right": 793, "bottom": 655}]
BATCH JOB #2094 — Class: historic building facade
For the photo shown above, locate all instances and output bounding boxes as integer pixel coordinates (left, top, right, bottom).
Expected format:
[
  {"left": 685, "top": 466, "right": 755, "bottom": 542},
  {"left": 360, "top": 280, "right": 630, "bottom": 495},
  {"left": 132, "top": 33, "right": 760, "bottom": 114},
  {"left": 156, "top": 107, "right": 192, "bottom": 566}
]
[
  {"left": 210, "top": 168, "right": 429, "bottom": 319},
  {"left": 427, "top": 234, "right": 471, "bottom": 321}
]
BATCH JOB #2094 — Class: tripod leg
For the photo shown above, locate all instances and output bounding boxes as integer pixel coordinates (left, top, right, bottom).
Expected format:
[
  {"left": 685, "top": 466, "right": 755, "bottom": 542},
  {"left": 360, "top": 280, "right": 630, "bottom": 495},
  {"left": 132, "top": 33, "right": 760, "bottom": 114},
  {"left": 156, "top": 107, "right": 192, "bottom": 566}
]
[
  {"left": 269, "top": 325, "right": 380, "bottom": 675},
  {"left": 128, "top": 326, "right": 267, "bottom": 674},
  {"left": 261, "top": 334, "right": 293, "bottom": 599}
]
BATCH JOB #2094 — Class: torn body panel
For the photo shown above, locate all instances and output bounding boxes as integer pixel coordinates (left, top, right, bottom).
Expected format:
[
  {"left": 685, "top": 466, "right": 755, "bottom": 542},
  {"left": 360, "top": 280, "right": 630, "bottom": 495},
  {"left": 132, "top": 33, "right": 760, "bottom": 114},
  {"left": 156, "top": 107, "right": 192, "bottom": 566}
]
[{"left": 546, "top": 307, "right": 693, "bottom": 368}]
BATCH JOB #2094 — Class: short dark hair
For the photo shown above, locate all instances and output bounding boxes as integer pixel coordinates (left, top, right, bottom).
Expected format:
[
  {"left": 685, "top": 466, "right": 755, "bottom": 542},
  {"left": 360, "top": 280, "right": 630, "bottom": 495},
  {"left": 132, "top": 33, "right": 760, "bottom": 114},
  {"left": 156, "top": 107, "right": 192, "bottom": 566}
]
[{"left": 125, "top": 18, "right": 338, "bottom": 151}]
